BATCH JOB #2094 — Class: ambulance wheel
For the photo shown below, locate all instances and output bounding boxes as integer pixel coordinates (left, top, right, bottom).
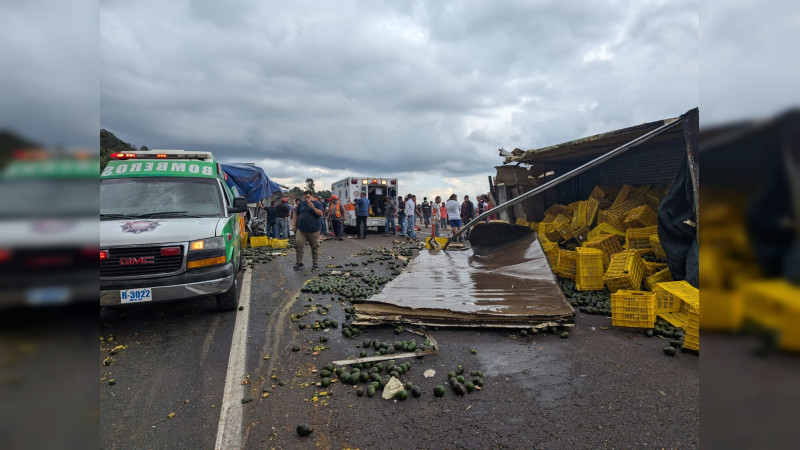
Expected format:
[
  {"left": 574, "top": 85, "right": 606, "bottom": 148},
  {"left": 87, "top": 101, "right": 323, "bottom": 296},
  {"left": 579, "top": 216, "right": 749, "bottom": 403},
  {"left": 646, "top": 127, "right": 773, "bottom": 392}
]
[{"left": 216, "top": 278, "right": 239, "bottom": 311}]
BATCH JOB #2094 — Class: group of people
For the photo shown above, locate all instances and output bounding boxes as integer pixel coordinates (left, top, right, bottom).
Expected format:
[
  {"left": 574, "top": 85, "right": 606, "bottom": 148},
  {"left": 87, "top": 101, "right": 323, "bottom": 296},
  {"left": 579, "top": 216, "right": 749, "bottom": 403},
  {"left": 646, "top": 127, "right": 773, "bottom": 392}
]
[
  {"left": 381, "top": 193, "right": 495, "bottom": 240},
  {"left": 259, "top": 191, "right": 496, "bottom": 271}
]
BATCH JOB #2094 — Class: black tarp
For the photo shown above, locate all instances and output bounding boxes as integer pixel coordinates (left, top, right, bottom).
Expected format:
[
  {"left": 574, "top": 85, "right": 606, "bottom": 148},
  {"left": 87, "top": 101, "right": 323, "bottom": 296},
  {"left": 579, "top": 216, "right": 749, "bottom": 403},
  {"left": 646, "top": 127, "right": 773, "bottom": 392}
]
[{"left": 658, "top": 152, "right": 699, "bottom": 287}]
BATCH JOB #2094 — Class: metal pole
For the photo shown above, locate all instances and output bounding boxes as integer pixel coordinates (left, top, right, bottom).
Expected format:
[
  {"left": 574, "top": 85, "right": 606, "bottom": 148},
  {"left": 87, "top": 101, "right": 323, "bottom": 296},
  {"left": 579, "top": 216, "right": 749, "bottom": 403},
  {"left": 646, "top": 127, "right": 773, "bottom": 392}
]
[{"left": 443, "top": 117, "right": 683, "bottom": 249}]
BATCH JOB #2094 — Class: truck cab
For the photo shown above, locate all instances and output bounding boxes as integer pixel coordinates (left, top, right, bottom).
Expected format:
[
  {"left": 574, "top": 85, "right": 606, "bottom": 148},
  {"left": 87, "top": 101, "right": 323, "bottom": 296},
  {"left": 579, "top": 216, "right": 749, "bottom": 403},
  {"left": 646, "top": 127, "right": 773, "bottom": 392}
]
[{"left": 100, "top": 150, "right": 247, "bottom": 311}]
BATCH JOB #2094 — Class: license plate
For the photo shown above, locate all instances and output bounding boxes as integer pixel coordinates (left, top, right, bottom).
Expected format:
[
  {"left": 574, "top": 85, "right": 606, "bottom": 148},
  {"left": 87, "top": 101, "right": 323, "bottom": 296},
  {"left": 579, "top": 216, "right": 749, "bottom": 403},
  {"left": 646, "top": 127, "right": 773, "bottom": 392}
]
[
  {"left": 25, "top": 287, "right": 70, "bottom": 306},
  {"left": 120, "top": 288, "right": 152, "bottom": 303}
]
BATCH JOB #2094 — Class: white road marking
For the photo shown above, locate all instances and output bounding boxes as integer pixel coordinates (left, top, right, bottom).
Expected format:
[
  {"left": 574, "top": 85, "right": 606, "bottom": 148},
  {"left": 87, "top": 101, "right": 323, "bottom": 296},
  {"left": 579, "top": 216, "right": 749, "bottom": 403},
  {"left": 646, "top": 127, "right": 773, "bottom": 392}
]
[{"left": 214, "top": 270, "right": 251, "bottom": 450}]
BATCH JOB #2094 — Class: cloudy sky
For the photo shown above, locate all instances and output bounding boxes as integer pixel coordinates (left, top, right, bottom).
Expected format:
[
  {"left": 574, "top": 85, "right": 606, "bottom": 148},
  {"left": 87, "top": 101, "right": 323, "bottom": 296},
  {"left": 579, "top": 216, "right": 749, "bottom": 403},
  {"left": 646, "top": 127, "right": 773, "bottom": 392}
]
[{"left": 97, "top": 0, "right": 699, "bottom": 199}]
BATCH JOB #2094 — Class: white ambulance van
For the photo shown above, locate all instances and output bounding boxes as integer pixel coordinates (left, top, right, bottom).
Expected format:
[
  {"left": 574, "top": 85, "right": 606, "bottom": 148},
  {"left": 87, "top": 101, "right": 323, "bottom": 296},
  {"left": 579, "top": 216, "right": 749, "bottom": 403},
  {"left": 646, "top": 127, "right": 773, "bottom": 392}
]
[
  {"left": 100, "top": 150, "right": 247, "bottom": 311},
  {"left": 330, "top": 177, "right": 398, "bottom": 232}
]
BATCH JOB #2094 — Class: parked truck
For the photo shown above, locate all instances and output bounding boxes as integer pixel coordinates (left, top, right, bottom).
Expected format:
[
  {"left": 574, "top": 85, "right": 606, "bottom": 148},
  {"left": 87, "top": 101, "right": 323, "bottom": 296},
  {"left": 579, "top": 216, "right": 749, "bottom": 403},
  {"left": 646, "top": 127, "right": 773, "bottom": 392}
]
[{"left": 331, "top": 176, "right": 398, "bottom": 232}]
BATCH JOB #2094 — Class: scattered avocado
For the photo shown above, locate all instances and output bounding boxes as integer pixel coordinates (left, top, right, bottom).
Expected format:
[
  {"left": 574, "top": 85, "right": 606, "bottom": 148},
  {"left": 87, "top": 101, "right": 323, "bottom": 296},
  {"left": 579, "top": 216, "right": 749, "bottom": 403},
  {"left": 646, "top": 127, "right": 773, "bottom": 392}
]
[
  {"left": 434, "top": 386, "right": 446, "bottom": 397},
  {"left": 395, "top": 390, "right": 409, "bottom": 401},
  {"left": 296, "top": 424, "right": 313, "bottom": 437},
  {"left": 663, "top": 346, "right": 677, "bottom": 356}
]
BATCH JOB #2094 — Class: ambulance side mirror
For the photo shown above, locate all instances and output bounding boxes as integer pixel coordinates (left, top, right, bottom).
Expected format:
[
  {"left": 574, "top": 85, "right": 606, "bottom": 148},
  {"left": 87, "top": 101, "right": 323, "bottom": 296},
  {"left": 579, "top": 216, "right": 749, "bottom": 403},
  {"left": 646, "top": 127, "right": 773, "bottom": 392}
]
[{"left": 229, "top": 197, "right": 248, "bottom": 214}]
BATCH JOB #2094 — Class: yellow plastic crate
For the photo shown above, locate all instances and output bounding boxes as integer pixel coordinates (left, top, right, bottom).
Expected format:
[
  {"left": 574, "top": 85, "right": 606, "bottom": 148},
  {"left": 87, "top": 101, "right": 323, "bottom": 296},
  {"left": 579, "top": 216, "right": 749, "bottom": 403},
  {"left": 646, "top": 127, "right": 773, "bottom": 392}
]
[
  {"left": 644, "top": 268, "right": 672, "bottom": 291},
  {"left": 584, "top": 233, "right": 624, "bottom": 269},
  {"left": 610, "top": 184, "right": 636, "bottom": 209},
  {"left": 544, "top": 203, "right": 569, "bottom": 218},
  {"left": 642, "top": 260, "right": 668, "bottom": 277},
  {"left": 270, "top": 238, "right": 289, "bottom": 249},
  {"left": 571, "top": 198, "right": 600, "bottom": 230},
  {"left": 554, "top": 214, "right": 574, "bottom": 241},
  {"left": 611, "top": 290, "right": 657, "bottom": 328},
  {"left": 590, "top": 185, "right": 620, "bottom": 201},
  {"left": 700, "top": 288, "right": 743, "bottom": 331},
  {"left": 250, "top": 236, "right": 270, "bottom": 247},
  {"left": 541, "top": 241, "right": 560, "bottom": 268},
  {"left": 515, "top": 218, "right": 530, "bottom": 227},
  {"left": 684, "top": 311, "right": 700, "bottom": 351},
  {"left": 604, "top": 249, "right": 644, "bottom": 293},
  {"left": 653, "top": 281, "right": 699, "bottom": 328},
  {"left": 650, "top": 234, "right": 666, "bottom": 260},
  {"left": 539, "top": 222, "right": 563, "bottom": 242},
  {"left": 741, "top": 279, "right": 800, "bottom": 332},
  {"left": 623, "top": 205, "right": 657, "bottom": 229},
  {"left": 425, "top": 236, "right": 448, "bottom": 249},
  {"left": 598, "top": 199, "right": 643, "bottom": 230},
  {"left": 571, "top": 200, "right": 588, "bottom": 228},
  {"left": 644, "top": 187, "right": 665, "bottom": 210},
  {"left": 575, "top": 247, "right": 605, "bottom": 291},
  {"left": 555, "top": 249, "right": 576, "bottom": 280},
  {"left": 587, "top": 222, "right": 625, "bottom": 241},
  {"left": 625, "top": 225, "right": 658, "bottom": 250},
  {"left": 240, "top": 232, "right": 249, "bottom": 248},
  {"left": 572, "top": 226, "right": 590, "bottom": 243}
]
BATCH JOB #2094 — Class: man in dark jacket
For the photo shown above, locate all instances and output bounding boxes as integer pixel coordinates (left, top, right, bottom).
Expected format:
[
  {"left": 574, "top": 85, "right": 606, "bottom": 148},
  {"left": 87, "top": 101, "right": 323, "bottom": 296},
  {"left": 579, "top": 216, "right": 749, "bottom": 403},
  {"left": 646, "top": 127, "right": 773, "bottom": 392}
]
[
  {"left": 292, "top": 191, "right": 324, "bottom": 270},
  {"left": 275, "top": 197, "right": 291, "bottom": 239}
]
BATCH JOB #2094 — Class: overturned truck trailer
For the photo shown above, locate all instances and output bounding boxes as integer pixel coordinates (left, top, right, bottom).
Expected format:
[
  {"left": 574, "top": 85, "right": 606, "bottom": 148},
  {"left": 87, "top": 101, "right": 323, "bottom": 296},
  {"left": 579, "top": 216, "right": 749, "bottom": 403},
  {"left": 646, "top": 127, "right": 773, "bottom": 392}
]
[{"left": 354, "top": 108, "right": 699, "bottom": 328}]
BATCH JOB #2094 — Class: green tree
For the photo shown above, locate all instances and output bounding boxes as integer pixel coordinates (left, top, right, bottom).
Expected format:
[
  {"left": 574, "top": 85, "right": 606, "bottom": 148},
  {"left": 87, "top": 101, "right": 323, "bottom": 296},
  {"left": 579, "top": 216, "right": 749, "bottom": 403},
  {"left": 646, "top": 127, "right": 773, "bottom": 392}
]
[
  {"left": 290, "top": 186, "right": 304, "bottom": 198},
  {"left": 305, "top": 178, "right": 315, "bottom": 193},
  {"left": 100, "top": 129, "right": 146, "bottom": 170}
]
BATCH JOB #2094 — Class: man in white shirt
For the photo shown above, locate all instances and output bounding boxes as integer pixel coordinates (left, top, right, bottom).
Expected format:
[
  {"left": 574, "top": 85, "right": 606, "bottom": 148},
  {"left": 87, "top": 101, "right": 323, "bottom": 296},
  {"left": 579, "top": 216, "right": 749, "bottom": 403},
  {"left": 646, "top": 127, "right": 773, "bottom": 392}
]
[
  {"left": 446, "top": 193, "right": 462, "bottom": 238},
  {"left": 405, "top": 194, "right": 416, "bottom": 239}
]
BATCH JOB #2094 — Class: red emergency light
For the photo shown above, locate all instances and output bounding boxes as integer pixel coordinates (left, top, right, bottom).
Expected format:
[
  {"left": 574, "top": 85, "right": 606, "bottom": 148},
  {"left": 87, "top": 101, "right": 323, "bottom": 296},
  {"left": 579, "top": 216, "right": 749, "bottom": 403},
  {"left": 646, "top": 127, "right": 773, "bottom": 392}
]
[
  {"left": 99, "top": 250, "right": 108, "bottom": 260},
  {"left": 351, "top": 179, "right": 357, "bottom": 184},
  {"left": 111, "top": 153, "right": 138, "bottom": 159},
  {"left": 156, "top": 154, "right": 168, "bottom": 158},
  {"left": 390, "top": 179, "right": 397, "bottom": 185}
]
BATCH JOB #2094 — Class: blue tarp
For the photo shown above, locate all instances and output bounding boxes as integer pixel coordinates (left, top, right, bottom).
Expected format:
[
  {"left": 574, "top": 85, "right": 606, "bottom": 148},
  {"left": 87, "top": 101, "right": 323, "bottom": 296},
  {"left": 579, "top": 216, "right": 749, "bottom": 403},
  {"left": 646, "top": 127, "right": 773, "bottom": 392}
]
[{"left": 221, "top": 163, "right": 282, "bottom": 203}]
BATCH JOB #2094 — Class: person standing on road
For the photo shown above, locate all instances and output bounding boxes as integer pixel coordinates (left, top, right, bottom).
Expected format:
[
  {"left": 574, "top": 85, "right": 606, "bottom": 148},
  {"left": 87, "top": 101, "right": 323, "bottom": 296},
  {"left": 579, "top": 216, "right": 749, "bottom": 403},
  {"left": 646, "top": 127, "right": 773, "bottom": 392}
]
[
  {"left": 421, "top": 197, "right": 432, "bottom": 228},
  {"left": 292, "top": 191, "right": 323, "bottom": 271},
  {"left": 446, "top": 194, "right": 461, "bottom": 238},
  {"left": 265, "top": 200, "right": 277, "bottom": 238},
  {"left": 413, "top": 195, "right": 422, "bottom": 227},
  {"left": 398, "top": 195, "right": 406, "bottom": 237},
  {"left": 486, "top": 196, "right": 497, "bottom": 221},
  {"left": 383, "top": 196, "right": 397, "bottom": 236},
  {"left": 460, "top": 195, "right": 475, "bottom": 241},
  {"left": 327, "top": 195, "right": 345, "bottom": 240},
  {"left": 274, "top": 197, "right": 290, "bottom": 239},
  {"left": 431, "top": 195, "right": 441, "bottom": 237},
  {"left": 405, "top": 194, "right": 416, "bottom": 240},
  {"left": 461, "top": 195, "right": 475, "bottom": 223},
  {"left": 353, "top": 192, "right": 370, "bottom": 239},
  {"left": 318, "top": 197, "right": 328, "bottom": 239},
  {"left": 439, "top": 201, "right": 448, "bottom": 231}
]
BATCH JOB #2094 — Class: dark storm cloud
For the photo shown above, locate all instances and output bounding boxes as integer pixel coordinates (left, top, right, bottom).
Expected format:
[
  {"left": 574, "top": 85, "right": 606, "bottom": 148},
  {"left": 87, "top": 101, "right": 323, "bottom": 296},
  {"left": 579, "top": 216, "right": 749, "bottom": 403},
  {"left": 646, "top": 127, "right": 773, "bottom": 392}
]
[{"left": 100, "top": 0, "right": 699, "bottom": 191}]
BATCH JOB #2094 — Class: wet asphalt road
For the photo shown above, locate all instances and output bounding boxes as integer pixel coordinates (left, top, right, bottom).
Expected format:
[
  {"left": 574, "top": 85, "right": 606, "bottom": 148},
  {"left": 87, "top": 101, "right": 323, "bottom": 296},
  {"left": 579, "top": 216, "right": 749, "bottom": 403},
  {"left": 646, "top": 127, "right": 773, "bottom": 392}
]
[{"left": 99, "top": 227, "right": 699, "bottom": 449}]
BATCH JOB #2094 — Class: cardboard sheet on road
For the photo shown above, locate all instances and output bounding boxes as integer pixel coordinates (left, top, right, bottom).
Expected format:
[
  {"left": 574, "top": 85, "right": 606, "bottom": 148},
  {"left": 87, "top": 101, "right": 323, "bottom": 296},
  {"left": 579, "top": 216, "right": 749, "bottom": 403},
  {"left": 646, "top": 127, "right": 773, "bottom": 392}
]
[{"left": 353, "top": 223, "right": 575, "bottom": 328}]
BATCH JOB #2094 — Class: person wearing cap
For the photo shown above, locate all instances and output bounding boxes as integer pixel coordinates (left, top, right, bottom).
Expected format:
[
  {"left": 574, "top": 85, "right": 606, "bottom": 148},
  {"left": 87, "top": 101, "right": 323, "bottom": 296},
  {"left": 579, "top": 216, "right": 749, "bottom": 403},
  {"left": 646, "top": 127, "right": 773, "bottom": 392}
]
[
  {"left": 275, "top": 197, "right": 291, "bottom": 239},
  {"left": 327, "top": 195, "right": 346, "bottom": 240}
]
